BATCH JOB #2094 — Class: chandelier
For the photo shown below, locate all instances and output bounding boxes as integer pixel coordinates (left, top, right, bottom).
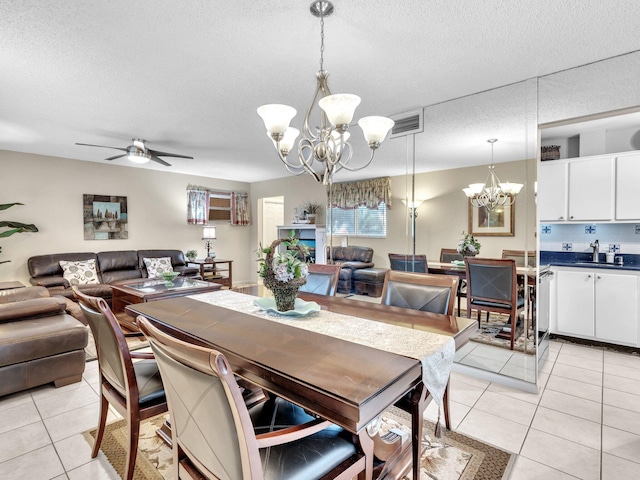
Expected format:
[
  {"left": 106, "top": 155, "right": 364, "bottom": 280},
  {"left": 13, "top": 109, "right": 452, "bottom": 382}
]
[
  {"left": 463, "top": 139, "right": 523, "bottom": 211},
  {"left": 257, "top": 1, "right": 395, "bottom": 185}
]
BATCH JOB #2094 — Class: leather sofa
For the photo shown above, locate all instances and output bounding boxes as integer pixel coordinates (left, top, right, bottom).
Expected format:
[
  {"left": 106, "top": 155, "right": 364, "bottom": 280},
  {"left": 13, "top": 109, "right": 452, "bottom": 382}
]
[
  {"left": 28, "top": 249, "right": 200, "bottom": 304},
  {"left": 0, "top": 286, "right": 88, "bottom": 396},
  {"left": 327, "top": 246, "right": 375, "bottom": 293}
]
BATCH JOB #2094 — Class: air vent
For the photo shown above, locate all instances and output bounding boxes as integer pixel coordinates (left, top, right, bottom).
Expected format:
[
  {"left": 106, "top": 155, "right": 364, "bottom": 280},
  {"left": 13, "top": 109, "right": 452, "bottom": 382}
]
[{"left": 390, "top": 109, "right": 424, "bottom": 139}]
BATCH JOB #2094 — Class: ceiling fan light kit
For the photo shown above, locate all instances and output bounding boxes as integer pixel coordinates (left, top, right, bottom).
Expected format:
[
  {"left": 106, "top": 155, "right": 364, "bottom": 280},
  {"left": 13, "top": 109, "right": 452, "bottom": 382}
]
[
  {"left": 257, "top": 0, "right": 394, "bottom": 185},
  {"left": 75, "top": 138, "right": 193, "bottom": 167}
]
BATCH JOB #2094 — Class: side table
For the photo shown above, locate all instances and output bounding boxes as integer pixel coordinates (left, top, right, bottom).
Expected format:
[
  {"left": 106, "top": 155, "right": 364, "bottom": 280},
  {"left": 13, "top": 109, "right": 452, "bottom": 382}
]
[{"left": 187, "top": 259, "right": 233, "bottom": 288}]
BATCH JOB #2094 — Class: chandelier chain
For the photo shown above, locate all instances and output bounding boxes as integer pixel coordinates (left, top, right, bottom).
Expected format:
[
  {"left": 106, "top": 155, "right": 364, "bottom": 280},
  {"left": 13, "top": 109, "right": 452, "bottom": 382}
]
[{"left": 319, "top": 15, "right": 325, "bottom": 72}]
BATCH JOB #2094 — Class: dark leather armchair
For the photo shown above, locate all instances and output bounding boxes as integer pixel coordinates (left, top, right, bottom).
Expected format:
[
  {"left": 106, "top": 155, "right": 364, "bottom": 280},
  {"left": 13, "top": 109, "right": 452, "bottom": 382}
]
[
  {"left": 465, "top": 258, "right": 525, "bottom": 350},
  {"left": 0, "top": 286, "right": 87, "bottom": 396},
  {"left": 299, "top": 264, "right": 341, "bottom": 296},
  {"left": 388, "top": 253, "right": 428, "bottom": 273},
  {"left": 138, "top": 316, "right": 368, "bottom": 480},
  {"left": 73, "top": 287, "right": 167, "bottom": 480}
]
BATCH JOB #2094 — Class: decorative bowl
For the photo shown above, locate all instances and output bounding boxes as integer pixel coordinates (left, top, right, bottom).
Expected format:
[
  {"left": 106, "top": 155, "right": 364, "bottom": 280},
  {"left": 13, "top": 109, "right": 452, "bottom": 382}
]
[{"left": 160, "top": 271, "right": 180, "bottom": 282}]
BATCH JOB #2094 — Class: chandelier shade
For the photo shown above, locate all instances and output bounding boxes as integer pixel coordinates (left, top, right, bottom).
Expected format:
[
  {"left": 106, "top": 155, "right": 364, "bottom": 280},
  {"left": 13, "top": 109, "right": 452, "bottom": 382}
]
[
  {"left": 463, "top": 139, "right": 523, "bottom": 211},
  {"left": 256, "top": 1, "right": 394, "bottom": 185}
]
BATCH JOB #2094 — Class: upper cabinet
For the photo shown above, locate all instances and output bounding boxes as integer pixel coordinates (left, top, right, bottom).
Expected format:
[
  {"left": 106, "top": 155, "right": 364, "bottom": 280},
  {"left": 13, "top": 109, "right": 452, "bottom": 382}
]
[
  {"left": 539, "top": 151, "right": 640, "bottom": 222},
  {"left": 615, "top": 153, "right": 640, "bottom": 220}
]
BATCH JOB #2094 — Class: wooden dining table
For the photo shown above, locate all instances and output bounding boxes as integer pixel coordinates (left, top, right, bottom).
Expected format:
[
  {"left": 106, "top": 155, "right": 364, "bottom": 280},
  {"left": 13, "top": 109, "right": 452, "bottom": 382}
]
[{"left": 126, "top": 290, "right": 475, "bottom": 480}]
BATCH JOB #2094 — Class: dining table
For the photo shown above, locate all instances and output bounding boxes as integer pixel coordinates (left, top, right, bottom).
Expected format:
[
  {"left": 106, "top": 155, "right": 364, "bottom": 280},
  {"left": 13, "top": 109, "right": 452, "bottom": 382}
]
[{"left": 126, "top": 289, "right": 476, "bottom": 480}]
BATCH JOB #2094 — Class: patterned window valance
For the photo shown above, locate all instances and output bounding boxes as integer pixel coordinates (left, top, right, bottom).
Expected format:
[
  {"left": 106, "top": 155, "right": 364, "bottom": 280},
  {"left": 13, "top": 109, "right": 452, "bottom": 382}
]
[{"left": 328, "top": 177, "right": 392, "bottom": 210}]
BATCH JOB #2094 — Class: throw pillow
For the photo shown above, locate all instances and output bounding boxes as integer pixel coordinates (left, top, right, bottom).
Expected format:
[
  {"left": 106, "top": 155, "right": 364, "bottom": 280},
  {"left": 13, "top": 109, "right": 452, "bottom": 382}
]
[
  {"left": 59, "top": 259, "right": 100, "bottom": 286},
  {"left": 143, "top": 257, "right": 174, "bottom": 278}
]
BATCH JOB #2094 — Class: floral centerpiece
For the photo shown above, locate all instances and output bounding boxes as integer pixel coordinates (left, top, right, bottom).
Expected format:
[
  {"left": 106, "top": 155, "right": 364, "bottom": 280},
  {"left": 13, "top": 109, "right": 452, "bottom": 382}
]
[
  {"left": 457, "top": 232, "right": 481, "bottom": 257},
  {"left": 257, "top": 231, "right": 309, "bottom": 312}
]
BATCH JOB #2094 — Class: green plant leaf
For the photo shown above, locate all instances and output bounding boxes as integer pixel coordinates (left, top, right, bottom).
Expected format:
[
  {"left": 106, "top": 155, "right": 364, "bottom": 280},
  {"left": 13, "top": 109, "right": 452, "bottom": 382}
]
[{"left": 0, "top": 203, "right": 24, "bottom": 211}]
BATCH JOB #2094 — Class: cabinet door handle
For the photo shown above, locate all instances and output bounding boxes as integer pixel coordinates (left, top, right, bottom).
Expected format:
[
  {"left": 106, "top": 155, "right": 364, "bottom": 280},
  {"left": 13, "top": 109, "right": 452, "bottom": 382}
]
[
  {"left": 597, "top": 275, "right": 601, "bottom": 280},
  {"left": 587, "top": 274, "right": 592, "bottom": 278},
  {"left": 570, "top": 216, "right": 574, "bottom": 219},
  {"left": 558, "top": 216, "right": 564, "bottom": 220}
]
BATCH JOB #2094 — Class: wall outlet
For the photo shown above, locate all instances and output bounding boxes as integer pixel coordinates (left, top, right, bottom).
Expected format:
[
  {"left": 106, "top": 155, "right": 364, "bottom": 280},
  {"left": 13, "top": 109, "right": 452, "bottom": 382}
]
[{"left": 562, "top": 243, "right": 572, "bottom": 251}]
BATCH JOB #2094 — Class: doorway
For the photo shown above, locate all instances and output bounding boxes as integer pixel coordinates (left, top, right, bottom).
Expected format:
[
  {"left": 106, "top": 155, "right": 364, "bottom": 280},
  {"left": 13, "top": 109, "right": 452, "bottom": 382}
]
[{"left": 259, "top": 196, "right": 284, "bottom": 249}]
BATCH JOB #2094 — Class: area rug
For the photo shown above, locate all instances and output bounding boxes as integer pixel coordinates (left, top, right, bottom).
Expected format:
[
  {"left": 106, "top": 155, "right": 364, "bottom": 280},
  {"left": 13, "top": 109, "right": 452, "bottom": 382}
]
[
  {"left": 84, "top": 408, "right": 515, "bottom": 480},
  {"left": 466, "top": 310, "right": 536, "bottom": 355}
]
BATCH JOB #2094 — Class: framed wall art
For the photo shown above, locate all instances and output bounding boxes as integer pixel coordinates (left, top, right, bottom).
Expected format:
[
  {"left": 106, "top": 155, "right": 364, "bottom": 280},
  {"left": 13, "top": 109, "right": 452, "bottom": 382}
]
[
  {"left": 468, "top": 202, "right": 514, "bottom": 236},
  {"left": 83, "top": 194, "right": 128, "bottom": 240}
]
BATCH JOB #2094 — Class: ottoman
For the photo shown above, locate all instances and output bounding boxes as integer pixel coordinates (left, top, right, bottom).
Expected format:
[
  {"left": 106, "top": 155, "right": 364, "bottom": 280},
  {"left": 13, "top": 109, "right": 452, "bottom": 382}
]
[{"left": 353, "top": 268, "right": 389, "bottom": 297}]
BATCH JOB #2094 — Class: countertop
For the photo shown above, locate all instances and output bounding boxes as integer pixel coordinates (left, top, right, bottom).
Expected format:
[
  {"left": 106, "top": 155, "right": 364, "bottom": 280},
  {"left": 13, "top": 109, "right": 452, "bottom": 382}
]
[{"left": 541, "top": 251, "right": 640, "bottom": 272}]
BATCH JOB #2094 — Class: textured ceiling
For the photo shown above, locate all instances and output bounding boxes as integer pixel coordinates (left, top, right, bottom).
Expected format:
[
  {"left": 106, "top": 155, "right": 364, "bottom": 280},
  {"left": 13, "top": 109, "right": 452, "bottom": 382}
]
[{"left": 1, "top": 0, "right": 640, "bottom": 182}]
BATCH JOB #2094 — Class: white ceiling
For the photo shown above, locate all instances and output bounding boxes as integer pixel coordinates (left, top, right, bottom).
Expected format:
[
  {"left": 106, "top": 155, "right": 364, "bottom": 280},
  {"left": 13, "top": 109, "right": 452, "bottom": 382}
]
[{"left": 2, "top": 0, "right": 640, "bottom": 183}]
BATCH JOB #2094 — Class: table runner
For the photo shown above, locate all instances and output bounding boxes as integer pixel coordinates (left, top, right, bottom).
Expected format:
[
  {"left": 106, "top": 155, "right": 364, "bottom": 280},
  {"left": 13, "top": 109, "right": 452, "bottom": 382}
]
[{"left": 189, "top": 290, "right": 455, "bottom": 424}]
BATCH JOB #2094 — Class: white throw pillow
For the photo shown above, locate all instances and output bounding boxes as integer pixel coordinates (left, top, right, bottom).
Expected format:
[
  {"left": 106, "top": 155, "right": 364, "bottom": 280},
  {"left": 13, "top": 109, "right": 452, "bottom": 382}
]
[
  {"left": 143, "top": 257, "right": 174, "bottom": 278},
  {"left": 59, "top": 259, "right": 100, "bottom": 286}
]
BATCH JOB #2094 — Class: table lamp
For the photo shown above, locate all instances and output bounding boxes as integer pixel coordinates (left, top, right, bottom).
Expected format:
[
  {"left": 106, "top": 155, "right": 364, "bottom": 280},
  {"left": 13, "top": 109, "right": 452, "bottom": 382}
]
[{"left": 202, "top": 226, "right": 217, "bottom": 262}]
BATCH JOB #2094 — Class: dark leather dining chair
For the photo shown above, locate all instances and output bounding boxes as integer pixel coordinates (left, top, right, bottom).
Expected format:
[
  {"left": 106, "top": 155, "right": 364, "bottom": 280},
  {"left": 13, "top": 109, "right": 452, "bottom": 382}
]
[
  {"left": 72, "top": 287, "right": 167, "bottom": 480},
  {"left": 439, "top": 248, "right": 466, "bottom": 316},
  {"left": 465, "top": 258, "right": 525, "bottom": 350},
  {"left": 381, "top": 270, "right": 458, "bottom": 315},
  {"left": 137, "top": 315, "right": 368, "bottom": 480},
  {"left": 380, "top": 270, "right": 457, "bottom": 431},
  {"left": 388, "top": 253, "right": 428, "bottom": 273},
  {"left": 299, "top": 263, "right": 341, "bottom": 296}
]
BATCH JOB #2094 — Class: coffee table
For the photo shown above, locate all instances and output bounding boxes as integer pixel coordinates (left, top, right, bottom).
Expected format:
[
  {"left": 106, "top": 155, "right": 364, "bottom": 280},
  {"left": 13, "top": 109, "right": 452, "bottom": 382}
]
[{"left": 111, "top": 277, "right": 221, "bottom": 333}]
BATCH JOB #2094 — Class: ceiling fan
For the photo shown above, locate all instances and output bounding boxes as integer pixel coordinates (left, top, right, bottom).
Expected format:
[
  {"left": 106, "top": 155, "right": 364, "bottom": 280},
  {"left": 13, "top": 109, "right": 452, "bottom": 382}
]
[{"left": 75, "top": 138, "right": 193, "bottom": 166}]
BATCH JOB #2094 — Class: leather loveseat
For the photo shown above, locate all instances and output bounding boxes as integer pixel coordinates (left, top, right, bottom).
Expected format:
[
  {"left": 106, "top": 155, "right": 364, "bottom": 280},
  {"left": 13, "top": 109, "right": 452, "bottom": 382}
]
[
  {"left": 327, "top": 246, "right": 375, "bottom": 293},
  {"left": 28, "top": 249, "right": 200, "bottom": 304},
  {"left": 0, "top": 286, "right": 88, "bottom": 396}
]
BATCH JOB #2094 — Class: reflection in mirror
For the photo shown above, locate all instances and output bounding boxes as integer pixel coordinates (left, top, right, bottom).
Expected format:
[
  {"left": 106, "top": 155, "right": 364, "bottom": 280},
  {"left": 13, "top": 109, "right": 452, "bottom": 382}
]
[{"left": 407, "top": 79, "right": 538, "bottom": 389}]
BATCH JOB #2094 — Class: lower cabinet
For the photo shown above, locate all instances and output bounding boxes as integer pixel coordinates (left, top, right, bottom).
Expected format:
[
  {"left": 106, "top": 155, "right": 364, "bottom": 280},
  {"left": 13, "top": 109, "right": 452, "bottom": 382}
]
[{"left": 553, "top": 267, "right": 639, "bottom": 346}]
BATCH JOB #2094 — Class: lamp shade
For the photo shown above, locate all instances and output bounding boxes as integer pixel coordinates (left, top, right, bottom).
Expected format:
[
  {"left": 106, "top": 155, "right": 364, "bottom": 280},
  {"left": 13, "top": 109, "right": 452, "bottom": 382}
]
[
  {"left": 358, "top": 116, "right": 395, "bottom": 144},
  {"left": 271, "top": 127, "right": 300, "bottom": 154},
  {"left": 202, "top": 226, "right": 216, "bottom": 240},
  {"left": 257, "top": 104, "right": 297, "bottom": 136},
  {"left": 318, "top": 94, "right": 361, "bottom": 126},
  {"left": 499, "top": 182, "right": 524, "bottom": 195}
]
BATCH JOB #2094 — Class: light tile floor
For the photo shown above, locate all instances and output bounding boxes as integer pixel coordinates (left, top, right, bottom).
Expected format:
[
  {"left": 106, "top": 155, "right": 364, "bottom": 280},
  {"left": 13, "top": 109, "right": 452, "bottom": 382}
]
[{"left": 1, "top": 340, "right": 640, "bottom": 479}]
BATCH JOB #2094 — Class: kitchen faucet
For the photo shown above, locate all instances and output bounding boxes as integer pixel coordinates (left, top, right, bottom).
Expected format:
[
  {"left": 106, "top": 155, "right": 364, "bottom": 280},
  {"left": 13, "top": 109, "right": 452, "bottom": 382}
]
[{"left": 590, "top": 239, "right": 599, "bottom": 262}]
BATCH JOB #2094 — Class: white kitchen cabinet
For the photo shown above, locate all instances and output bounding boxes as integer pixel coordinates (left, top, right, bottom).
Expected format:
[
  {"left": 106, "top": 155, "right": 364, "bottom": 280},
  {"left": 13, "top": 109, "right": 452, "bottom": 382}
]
[
  {"left": 552, "top": 266, "right": 639, "bottom": 346},
  {"left": 538, "top": 162, "right": 568, "bottom": 221},
  {"left": 567, "top": 156, "right": 614, "bottom": 221},
  {"left": 555, "top": 269, "right": 595, "bottom": 337},
  {"left": 615, "top": 153, "right": 640, "bottom": 220},
  {"left": 595, "top": 272, "right": 638, "bottom": 345}
]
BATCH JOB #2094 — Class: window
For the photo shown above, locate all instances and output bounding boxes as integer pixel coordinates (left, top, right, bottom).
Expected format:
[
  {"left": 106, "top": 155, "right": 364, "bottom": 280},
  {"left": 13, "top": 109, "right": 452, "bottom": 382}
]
[
  {"left": 328, "top": 202, "right": 387, "bottom": 237},
  {"left": 208, "top": 191, "right": 232, "bottom": 222}
]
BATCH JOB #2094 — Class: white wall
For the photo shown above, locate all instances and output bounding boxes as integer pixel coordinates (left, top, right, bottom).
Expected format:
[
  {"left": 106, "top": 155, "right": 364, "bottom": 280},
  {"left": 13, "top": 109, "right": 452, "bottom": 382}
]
[{"left": 0, "top": 150, "right": 252, "bottom": 285}]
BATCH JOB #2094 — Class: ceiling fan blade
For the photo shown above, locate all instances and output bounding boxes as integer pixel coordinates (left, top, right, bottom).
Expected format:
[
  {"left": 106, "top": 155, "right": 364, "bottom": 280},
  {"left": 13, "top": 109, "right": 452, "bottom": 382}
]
[
  {"left": 149, "top": 149, "right": 194, "bottom": 159},
  {"left": 150, "top": 155, "right": 172, "bottom": 167},
  {"left": 76, "top": 142, "right": 128, "bottom": 152},
  {"left": 105, "top": 154, "right": 127, "bottom": 161}
]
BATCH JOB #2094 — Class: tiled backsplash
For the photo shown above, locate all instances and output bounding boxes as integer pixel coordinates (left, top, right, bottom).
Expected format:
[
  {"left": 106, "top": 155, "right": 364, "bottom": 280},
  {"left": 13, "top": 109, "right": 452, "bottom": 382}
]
[{"left": 539, "top": 223, "right": 640, "bottom": 254}]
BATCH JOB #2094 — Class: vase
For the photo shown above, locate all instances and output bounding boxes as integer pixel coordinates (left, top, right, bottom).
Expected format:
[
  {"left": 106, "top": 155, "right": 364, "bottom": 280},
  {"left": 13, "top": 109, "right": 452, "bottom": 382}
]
[
  {"left": 462, "top": 252, "right": 477, "bottom": 258},
  {"left": 271, "top": 282, "right": 302, "bottom": 312}
]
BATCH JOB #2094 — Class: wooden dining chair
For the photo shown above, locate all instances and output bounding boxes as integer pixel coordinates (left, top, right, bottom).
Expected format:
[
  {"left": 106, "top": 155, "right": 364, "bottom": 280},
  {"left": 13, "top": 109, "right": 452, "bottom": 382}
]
[
  {"left": 501, "top": 249, "right": 536, "bottom": 267},
  {"left": 381, "top": 270, "right": 458, "bottom": 315},
  {"left": 299, "top": 263, "right": 341, "bottom": 296},
  {"left": 439, "top": 248, "right": 466, "bottom": 316},
  {"left": 137, "top": 315, "right": 368, "bottom": 480},
  {"left": 388, "top": 253, "right": 428, "bottom": 273},
  {"left": 464, "top": 258, "right": 526, "bottom": 350},
  {"left": 380, "top": 271, "right": 457, "bottom": 431},
  {"left": 502, "top": 249, "right": 537, "bottom": 333},
  {"left": 72, "top": 287, "right": 168, "bottom": 480}
]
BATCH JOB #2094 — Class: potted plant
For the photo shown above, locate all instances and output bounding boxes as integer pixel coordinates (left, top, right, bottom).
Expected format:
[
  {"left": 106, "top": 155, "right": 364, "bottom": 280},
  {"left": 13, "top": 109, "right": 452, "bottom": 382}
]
[
  {"left": 185, "top": 249, "right": 198, "bottom": 262},
  {"left": 1, "top": 203, "right": 38, "bottom": 265},
  {"left": 457, "top": 232, "right": 481, "bottom": 257},
  {"left": 302, "top": 201, "right": 323, "bottom": 224}
]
